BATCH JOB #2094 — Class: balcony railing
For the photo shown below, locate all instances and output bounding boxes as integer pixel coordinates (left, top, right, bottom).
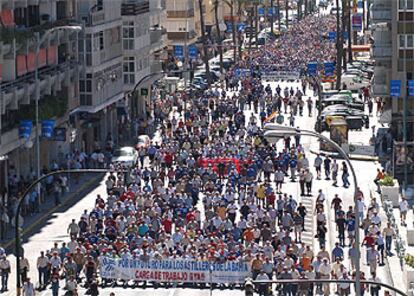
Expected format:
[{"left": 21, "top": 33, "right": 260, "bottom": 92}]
[
  {"left": 167, "top": 9, "right": 195, "bottom": 18},
  {"left": 121, "top": 1, "right": 150, "bottom": 16},
  {"left": 370, "top": 8, "right": 392, "bottom": 21},
  {"left": 167, "top": 30, "right": 197, "bottom": 40}
]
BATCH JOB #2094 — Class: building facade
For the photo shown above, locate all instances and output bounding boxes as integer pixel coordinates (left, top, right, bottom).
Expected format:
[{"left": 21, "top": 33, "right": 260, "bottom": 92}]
[
  {"left": 0, "top": 0, "right": 80, "bottom": 189},
  {"left": 371, "top": 0, "right": 414, "bottom": 185}
]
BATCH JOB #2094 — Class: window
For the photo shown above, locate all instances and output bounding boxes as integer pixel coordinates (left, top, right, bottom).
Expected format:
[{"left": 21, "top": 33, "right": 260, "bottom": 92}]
[
  {"left": 123, "top": 57, "right": 135, "bottom": 84},
  {"left": 399, "top": 0, "right": 414, "bottom": 10},
  {"left": 123, "top": 22, "right": 135, "bottom": 50},
  {"left": 399, "top": 34, "right": 414, "bottom": 48},
  {"left": 99, "top": 31, "right": 104, "bottom": 50}
]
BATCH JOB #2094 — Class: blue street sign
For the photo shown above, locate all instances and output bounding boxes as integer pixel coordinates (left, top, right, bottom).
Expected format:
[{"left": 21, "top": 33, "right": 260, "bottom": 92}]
[
  {"left": 41, "top": 119, "right": 55, "bottom": 138},
  {"left": 324, "top": 62, "right": 335, "bottom": 76},
  {"left": 226, "top": 22, "right": 233, "bottom": 33},
  {"left": 408, "top": 80, "right": 414, "bottom": 96},
  {"left": 258, "top": 7, "right": 265, "bottom": 16},
  {"left": 237, "top": 23, "right": 246, "bottom": 32},
  {"left": 188, "top": 45, "right": 198, "bottom": 59},
  {"left": 390, "top": 80, "right": 401, "bottom": 97},
  {"left": 328, "top": 31, "right": 336, "bottom": 42},
  {"left": 307, "top": 62, "right": 318, "bottom": 76},
  {"left": 235, "top": 68, "right": 241, "bottom": 77},
  {"left": 268, "top": 6, "right": 279, "bottom": 17},
  {"left": 174, "top": 45, "right": 184, "bottom": 58},
  {"left": 19, "top": 120, "right": 33, "bottom": 139},
  {"left": 343, "top": 31, "right": 349, "bottom": 40},
  {"left": 358, "top": 0, "right": 363, "bottom": 8}
]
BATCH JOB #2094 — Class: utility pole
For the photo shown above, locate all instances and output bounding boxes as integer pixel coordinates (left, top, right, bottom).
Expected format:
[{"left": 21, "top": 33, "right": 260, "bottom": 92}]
[
  {"left": 341, "top": 0, "right": 347, "bottom": 71},
  {"left": 285, "top": 0, "right": 289, "bottom": 29},
  {"left": 254, "top": 1, "right": 259, "bottom": 49},
  {"left": 347, "top": 0, "right": 353, "bottom": 63},
  {"left": 198, "top": 0, "right": 211, "bottom": 85}
]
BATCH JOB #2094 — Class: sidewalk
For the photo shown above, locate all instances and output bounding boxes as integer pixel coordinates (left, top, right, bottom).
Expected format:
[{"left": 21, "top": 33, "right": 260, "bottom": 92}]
[{"left": 0, "top": 172, "right": 104, "bottom": 251}]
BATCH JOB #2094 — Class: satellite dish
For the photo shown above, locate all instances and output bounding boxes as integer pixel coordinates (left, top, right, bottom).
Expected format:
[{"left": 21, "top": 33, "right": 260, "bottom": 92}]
[{"left": 24, "top": 140, "right": 34, "bottom": 149}]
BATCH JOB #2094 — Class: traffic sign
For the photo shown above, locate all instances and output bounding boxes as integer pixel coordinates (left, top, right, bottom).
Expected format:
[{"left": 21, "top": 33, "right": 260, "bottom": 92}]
[
  {"left": 188, "top": 45, "right": 198, "bottom": 59},
  {"left": 390, "top": 80, "right": 401, "bottom": 97},
  {"left": 324, "top": 62, "right": 335, "bottom": 76},
  {"left": 268, "top": 6, "right": 279, "bottom": 17},
  {"left": 408, "top": 80, "right": 414, "bottom": 96},
  {"left": 226, "top": 21, "right": 233, "bottom": 32},
  {"left": 307, "top": 62, "right": 318, "bottom": 76},
  {"left": 258, "top": 7, "right": 265, "bottom": 16},
  {"left": 237, "top": 23, "right": 246, "bottom": 32},
  {"left": 328, "top": 31, "right": 336, "bottom": 42},
  {"left": 174, "top": 45, "right": 184, "bottom": 58}
]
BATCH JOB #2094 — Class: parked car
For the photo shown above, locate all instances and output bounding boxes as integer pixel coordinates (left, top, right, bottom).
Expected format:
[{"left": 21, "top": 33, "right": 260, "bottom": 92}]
[
  {"left": 111, "top": 146, "right": 138, "bottom": 168},
  {"left": 342, "top": 74, "right": 370, "bottom": 91},
  {"left": 316, "top": 105, "right": 369, "bottom": 132},
  {"left": 320, "top": 94, "right": 365, "bottom": 111}
]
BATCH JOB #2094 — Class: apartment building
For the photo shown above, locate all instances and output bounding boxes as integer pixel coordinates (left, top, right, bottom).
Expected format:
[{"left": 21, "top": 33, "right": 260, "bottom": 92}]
[
  {"left": 166, "top": 0, "right": 203, "bottom": 49},
  {"left": 74, "top": 0, "right": 124, "bottom": 153},
  {"left": 121, "top": 0, "right": 167, "bottom": 119},
  {"left": 371, "top": 0, "right": 414, "bottom": 184},
  {"left": 0, "top": 0, "right": 80, "bottom": 189}
]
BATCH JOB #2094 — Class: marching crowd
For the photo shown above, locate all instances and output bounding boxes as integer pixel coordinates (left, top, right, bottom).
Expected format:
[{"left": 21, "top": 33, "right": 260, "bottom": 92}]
[{"left": 0, "top": 14, "right": 394, "bottom": 296}]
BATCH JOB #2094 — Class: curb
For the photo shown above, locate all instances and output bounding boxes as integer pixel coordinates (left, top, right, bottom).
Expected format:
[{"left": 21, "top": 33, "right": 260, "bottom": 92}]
[
  {"left": 309, "top": 148, "right": 379, "bottom": 162},
  {"left": 0, "top": 174, "right": 103, "bottom": 250}
]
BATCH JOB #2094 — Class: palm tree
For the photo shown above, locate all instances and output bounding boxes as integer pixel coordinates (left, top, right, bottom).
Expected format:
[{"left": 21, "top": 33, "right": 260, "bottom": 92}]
[
  {"left": 213, "top": 0, "right": 224, "bottom": 74},
  {"left": 335, "top": 0, "right": 343, "bottom": 90},
  {"left": 198, "top": 0, "right": 211, "bottom": 85}
]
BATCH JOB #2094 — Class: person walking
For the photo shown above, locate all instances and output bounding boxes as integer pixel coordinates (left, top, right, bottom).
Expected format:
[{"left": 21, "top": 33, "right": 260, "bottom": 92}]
[
  {"left": 383, "top": 223, "right": 395, "bottom": 256},
  {"left": 51, "top": 273, "right": 60, "bottom": 296},
  {"left": 341, "top": 162, "right": 350, "bottom": 188},
  {"left": 36, "top": 251, "right": 50, "bottom": 290},
  {"left": 0, "top": 255, "right": 10, "bottom": 292},
  {"left": 331, "top": 159, "right": 338, "bottom": 186},
  {"left": 22, "top": 278, "right": 35, "bottom": 296},
  {"left": 369, "top": 272, "right": 381, "bottom": 296}
]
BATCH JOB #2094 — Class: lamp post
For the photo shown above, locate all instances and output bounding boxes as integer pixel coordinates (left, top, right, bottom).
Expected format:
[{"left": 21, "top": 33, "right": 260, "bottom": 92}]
[
  {"left": 15, "top": 169, "right": 106, "bottom": 295},
  {"left": 33, "top": 25, "right": 81, "bottom": 207},
  {"left": 263, "top": 125, "right": 361, "bottom": 296}
]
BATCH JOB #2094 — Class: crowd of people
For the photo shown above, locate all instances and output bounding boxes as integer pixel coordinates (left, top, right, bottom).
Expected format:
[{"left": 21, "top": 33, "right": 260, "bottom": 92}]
[{"left": 0, "top": 12, "right": 395, "bottom": 296}]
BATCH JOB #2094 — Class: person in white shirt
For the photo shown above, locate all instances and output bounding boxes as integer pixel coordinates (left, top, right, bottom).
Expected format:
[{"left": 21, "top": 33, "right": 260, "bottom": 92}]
[
  {"left": 0, "top": 256, "right": 10, "bottom": 292},
  {"left": 400, "top": 198, "right": 409, "bottom": 226},
  {"left": 319, "top": 259, "right": 331, "bottom": 296},
  {"left": 36, "top": 251, "right": 50, "bottom": 289},
  {"left": 255, "top": 270, "right": 270, "bottom": 296},
  {"left": 369, "top": 272, "right": 381, "bottom": 296}
]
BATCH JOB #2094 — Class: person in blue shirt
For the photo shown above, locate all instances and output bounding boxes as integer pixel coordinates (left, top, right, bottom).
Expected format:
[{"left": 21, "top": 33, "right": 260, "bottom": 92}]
[
  {"left": 331, "top": 242, "right": 344, "bottom": 261},
  {"left": 289, "top": 157, "right": 298, "bottom": 181}
]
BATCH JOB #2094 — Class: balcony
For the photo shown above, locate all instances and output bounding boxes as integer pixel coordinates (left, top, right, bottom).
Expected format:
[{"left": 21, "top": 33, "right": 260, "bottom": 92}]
[
  {"left": 121, "top": 1, "right": 150, "bottom": 16},
  {"left": 167, "top": 30, "right": 197, "bottom": 41},
  {"left": 167, "top": 9, "right": 195, "bottom": 18},
  {"left": 371, "top": 45, "right": 392, "bottom": 59},
  {"left": 0, "top": 61, "right": 79, "bottom": 118},
  {"left": 370, "top": 8, "right": 391, "bottom": 22}
]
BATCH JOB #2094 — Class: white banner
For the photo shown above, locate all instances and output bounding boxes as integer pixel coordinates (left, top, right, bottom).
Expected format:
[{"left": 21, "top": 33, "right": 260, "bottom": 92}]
[
  {"left": 262, "top": 71, "right": 300, "bottom": 80},
  {"left": 100, "top": 257, "right": 251, "bottom": 283}
]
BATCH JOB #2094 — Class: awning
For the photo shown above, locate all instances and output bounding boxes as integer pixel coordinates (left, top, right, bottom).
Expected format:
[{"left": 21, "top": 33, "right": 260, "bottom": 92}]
[{"left": 70, "top": 92, "right": 124, "bottom": 114}]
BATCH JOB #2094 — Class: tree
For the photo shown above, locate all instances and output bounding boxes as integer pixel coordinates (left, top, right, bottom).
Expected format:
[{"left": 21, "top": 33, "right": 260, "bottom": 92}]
[
  {"left": 270, "top": 0, "right": 274, "bottom": 34},
  {"left": 304, "top": 0, "right": 308, "bottom": 16},
  {"left": 285, "top": 0, "right": 289, "bottom": 29},
  {"left": 335, "top": 0, "right": 343, "bottom": 90},
  {"left": 213, "top": 0, "right": 224, "bottom": 74},
  {"left": 277, "top": 0, "right": 281, "bottom": 32},
  {"left": 198, "top": 0, "right": 211, "bottom": 85}
]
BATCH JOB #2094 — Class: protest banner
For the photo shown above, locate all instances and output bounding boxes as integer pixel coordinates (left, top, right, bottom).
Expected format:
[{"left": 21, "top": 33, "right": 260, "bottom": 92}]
[{"left": 100, "top": 257, "right": 251, "bottom": 283}]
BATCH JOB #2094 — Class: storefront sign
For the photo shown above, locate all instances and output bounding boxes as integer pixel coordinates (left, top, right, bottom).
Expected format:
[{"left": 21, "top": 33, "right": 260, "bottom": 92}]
[
  {"left": 100, "top": 257, "right": 250, "bottom": 283},
  {"left": 408, "top": 80, "right": 414, "bottom": 96},
  {"left": 262, "top": 71, "right": 300, "bottom": 80}
]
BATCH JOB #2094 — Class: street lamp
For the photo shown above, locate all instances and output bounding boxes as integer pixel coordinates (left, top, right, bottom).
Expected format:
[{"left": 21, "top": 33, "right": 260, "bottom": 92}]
[
  {"left": 263, "top": 124, "right": 362, "bottom": 296},
  {"left": 33, "top": 25, "right": 81, "bottom": 206},
  {"left": 14, "top": 169, "right": 106, "bottom": 295}
]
